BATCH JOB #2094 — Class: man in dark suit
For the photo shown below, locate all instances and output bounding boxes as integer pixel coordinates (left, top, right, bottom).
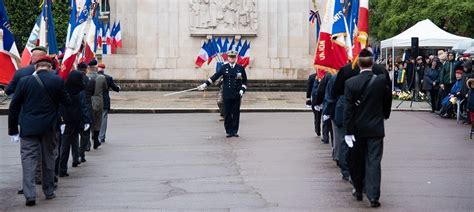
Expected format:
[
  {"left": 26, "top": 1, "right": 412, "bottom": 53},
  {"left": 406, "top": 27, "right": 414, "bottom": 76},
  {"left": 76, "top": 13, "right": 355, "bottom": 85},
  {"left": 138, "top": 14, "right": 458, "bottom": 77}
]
[
  {"left": 8, "top": 56, "right": 71, "bottom": 206},
  {"left": 97, "top": 63, "right": 120, "bottom": 143},
  {"left": 332, "top": 49, "right": 391, "bottom": 183},
  {"left": 343, "top": 49, "right": 392, "bottom": 208},
  {"left": 198, "top": 50, "right": 248, "bottom": 137},
  {"left": 306, "top": 72, "right": 321, "bottom": 136},
  {"left": 77, "top": 63, "right": 94, "bottom": 162}
]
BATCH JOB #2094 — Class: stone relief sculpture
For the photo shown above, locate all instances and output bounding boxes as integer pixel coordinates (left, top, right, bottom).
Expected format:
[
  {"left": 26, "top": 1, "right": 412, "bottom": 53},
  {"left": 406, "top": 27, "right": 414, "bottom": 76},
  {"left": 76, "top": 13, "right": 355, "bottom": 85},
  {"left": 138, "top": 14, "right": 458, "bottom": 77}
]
[{"left": 189, "top": 0, "right": 257, "bottom": 35}]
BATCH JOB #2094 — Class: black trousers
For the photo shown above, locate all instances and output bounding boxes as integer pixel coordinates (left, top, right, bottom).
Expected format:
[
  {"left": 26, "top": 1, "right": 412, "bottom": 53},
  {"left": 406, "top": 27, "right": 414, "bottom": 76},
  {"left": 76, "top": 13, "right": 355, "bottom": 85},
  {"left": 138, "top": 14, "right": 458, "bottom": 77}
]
[
  {"left": 322, "top": 119, "right": 333, "bottom": 144},
  {"left": 429, "top": 89, "right": 439, "bottom": 112},
  {"left": 223, "top": 98, "right": 241, "bottom": 134},
  {"left": 311, "top": 105, "right": 322, "bottom": 136},
  {"left": 349, "top": 137, "right": 384, "bottom": 201},
  {"left": 59, "top": 125, "right": 80, "bottom": 175},
  {"left": 79, "top": 129, "right": 91, "bottom": 159}
]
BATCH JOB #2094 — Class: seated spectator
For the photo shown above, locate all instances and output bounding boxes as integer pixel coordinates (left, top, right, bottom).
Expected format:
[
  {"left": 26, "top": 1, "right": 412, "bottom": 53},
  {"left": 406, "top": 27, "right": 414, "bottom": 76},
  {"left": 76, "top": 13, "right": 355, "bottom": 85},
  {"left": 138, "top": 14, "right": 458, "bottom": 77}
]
[{"left": 439, "top": 70, "right": 464, "bottom": 118}]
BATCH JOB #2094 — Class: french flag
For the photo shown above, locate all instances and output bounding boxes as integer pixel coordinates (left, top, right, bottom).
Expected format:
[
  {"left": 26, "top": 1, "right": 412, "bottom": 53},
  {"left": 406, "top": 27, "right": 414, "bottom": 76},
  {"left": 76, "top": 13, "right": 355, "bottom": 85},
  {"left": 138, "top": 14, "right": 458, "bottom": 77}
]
[
  {"left": 20, "top": 14, "right": 41, "bottom": 67},
  {"left": 105, "top": 22, "right": 112, "bottom": 54},
  {"left": 0, "top": 0, "right": 20, "bottom": 85},
  {"left": 237, "top": 40, "right": 250, "bottom": 68},
  {"left": 38, "top": 0, "right": 58, "bottom": 55},
  {"left": 112, "top": 21, "right": 122, "bottom": 49},
  {"left": 59, "top": 0, "right": 91, "bottom": 80},
  {"left": 352, "top": 0, "right": 369, "bottom": 60},
  {"left": 314, "top": 0, "right": 345, "bottom": 79},
  {"left": 84, "top": 4, "right": 99, "bottom": 64},
  {"left": 195, "top": 41, "right": 212, "bottom": 68}
]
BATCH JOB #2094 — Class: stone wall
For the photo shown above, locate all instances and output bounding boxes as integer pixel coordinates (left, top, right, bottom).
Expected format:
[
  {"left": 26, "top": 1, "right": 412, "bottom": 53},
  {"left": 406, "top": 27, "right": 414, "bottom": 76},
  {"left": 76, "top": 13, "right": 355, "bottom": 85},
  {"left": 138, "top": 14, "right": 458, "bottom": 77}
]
[{"left": 103, "top": 0, "right": 322, "bottom": 80}]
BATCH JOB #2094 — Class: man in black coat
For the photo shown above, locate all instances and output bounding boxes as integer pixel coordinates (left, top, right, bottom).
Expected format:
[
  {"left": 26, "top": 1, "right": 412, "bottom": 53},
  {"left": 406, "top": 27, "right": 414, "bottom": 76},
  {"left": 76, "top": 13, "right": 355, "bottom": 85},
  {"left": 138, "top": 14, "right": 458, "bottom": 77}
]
[
  {"left": 97, "top": 63, "right": 120, "bottom": 143},
  {"left": 343, "top": 49, "right": 392, "bottom": 208},
  {"left": 8, "top": 56, "right": 71, "bottom": 206},
  {"left": 77, "top": 63, "right": 94, "bottom": 161},
  {"left": 198, "top": 50, "right": 248, "bottom": 137},
  {"left": 58, "top": 68, "right": 87, "bottom": 177},
  {"left": 306, "top": 73, "right": 321, "bottom": 136}
]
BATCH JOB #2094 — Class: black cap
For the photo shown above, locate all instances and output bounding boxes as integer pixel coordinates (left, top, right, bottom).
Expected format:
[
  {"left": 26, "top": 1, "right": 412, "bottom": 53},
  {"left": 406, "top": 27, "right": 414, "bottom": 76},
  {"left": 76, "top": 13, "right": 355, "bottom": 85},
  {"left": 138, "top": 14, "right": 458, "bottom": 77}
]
[
  {"left": 77, "top": 62, "right": 88, "bottom": 70},
  {"left": 359, "top": 48, "right": 374, "bottom": 58},
  {"left": 88, "top": 59, "right": 98, "bottom": 67},
  {"left": 31, "top": 46, "right": 48, "bottom": 53}
]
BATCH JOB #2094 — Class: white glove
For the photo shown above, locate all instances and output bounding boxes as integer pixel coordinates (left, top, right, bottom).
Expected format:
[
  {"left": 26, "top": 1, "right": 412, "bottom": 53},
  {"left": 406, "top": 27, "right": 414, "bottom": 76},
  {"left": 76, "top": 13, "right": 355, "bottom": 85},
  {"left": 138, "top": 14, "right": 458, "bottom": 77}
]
[
  {"left": 197, "top": 83, "right": 208, "bottom": 91},
  {"left": 84, "top": 123, "right": 90, "bottom": 131},
  {"left": 239, "top": 90, "right": 244, "bottom": 96},
  {"left": 344, "top": 135, "right": 356, "bottom": 148},
  {"left": 314, "top": 105, "right": 322, "bottom": 111},
  {"left": 10, "top": 134, "right": 20, "bottom": 143},
  {"left": 323, "top": 115, "right": 330, "bottom": 121},
  {"left": 60, "top": 124, "right": 66, "bottom": 135},
  {"left": 117, "top": 85, "right": 122, "bottom": 91}
]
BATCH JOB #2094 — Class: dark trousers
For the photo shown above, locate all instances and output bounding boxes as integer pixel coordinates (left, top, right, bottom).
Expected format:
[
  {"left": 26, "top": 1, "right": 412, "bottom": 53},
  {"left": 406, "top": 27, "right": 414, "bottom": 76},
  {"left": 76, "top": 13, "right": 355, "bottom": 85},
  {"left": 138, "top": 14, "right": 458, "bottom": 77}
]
[
  {"left": 311, "top": 105, "right": 322, "bottom": 136},
  {"left": 79, "top": 129, "right": 91, "bottom": 159},
  {"left": 20, "top": 131, "right": 57, "bottom": 200},
  {"left": 349, "top": 137, "right": 384, "bottom": 201},
  {"left": 332, "top": 121, "right": 350, "bottom": 177},
  {"left": 223, "top": 98, "right": 241, "bottom": 134},
  {"left": 322, "top": 119, "right": 333, "bottom": 144},
  {"left": 429, "top": 89, "right": 439, "bottom": 112},
  {"left": 59, "top": 125, "right": 80, "bottom": 175}
]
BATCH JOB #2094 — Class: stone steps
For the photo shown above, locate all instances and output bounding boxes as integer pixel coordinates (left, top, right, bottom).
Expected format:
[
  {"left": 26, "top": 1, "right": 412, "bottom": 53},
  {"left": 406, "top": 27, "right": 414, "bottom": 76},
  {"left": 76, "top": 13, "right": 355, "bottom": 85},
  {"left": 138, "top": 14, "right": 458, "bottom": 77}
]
[{"left": 116, "top": 80, "right": 308, "bottom": 92}]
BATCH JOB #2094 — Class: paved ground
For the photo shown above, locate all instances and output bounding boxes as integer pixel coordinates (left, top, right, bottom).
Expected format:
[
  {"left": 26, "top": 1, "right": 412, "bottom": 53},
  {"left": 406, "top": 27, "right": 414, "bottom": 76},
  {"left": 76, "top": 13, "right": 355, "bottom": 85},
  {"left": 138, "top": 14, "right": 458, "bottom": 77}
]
[
  {"left": 0, "top": 112, "right": 472, "bottom": 211},
  {"left": 0, "top": 91, "right": 431, "bottom": 112}
]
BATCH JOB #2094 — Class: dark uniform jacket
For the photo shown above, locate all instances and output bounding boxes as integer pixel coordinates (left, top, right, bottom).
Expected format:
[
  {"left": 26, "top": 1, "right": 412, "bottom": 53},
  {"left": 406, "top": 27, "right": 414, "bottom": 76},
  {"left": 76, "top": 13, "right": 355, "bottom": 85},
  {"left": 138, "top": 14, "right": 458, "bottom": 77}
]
[
  {"left": 8, "top": 70, "right": 71, "bottom": 136},
  {"left": 60, "top": 70, "right": 84, "bottom": 126},
  {"left": 98, "top": 71, "right": 120, "bottom": 110},
  {"left": 5, "top": 65, "right": 35, "bottom": 95},
  {"left": 205, "top": 63, "right": 248, "bottom": 99},
  {"left": 306, "top": 73, "right": 320, "bottom": 104},
  {"left": 344, "top": 71, "right": 392, "bottom": 138}
]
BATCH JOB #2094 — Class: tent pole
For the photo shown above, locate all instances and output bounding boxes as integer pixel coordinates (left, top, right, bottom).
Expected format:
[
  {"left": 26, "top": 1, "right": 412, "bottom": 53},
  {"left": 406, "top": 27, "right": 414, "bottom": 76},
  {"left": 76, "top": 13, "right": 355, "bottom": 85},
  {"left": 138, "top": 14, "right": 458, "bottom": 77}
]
[{"left": 392, "top": 45, "right": 395, "bottom": 91}]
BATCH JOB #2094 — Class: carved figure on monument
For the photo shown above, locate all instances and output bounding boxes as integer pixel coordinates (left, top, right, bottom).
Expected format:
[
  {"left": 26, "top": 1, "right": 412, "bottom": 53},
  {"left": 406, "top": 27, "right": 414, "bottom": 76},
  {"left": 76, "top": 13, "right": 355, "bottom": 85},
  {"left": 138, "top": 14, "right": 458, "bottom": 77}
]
[
  {"left": 190, "top": 0, "right": 200, "bottom": 29},
  {"left": 209, "top": 0, "right": 218, "bottom": 28},
  {"left": 223, "top": 0, "right": 236, "bottom": 28},
  {"left": 198, "top": 0, "right": 210, "bottom": 28},
  {"left": 247, "top": 0, "right": 257, "bottom": 30}
]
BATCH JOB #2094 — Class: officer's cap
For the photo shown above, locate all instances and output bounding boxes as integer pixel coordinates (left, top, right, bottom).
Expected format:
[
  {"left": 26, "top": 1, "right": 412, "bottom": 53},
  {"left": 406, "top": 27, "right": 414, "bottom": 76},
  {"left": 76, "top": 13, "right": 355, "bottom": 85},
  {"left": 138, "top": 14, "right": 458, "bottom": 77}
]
[
  {"left": 77, "top": 62, "right": 88, "bottom": 70},
  {"left": 98, "top": 63, "right": 106, "bottom": 69},
  {"left": 227, "top": 50, "right": 238, "bottom": 57},
  {"left": 35, "top": 56, "right": 53, "bottom": 64}
]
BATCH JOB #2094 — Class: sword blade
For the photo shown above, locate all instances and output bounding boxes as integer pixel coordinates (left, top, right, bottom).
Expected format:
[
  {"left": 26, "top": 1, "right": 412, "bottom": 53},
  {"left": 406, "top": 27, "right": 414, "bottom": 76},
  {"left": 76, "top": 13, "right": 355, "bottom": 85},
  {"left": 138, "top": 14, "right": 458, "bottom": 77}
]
[{"left": 163, "top": 87, "right": 199, "bottom": 97}]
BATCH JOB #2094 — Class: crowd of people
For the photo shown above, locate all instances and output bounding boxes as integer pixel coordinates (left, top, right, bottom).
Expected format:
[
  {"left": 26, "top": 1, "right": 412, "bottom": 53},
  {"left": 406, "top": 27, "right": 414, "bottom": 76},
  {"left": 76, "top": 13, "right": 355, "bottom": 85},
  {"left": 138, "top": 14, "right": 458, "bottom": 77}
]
[
  {"left": 6, "top": 46, "right": 120, "bottom": 206},
  {"left": 386, "top": 50, "right": 474, "bottom": 129},
  {"left": 306, "top": 48, "right": 392, "bottom": 208}
]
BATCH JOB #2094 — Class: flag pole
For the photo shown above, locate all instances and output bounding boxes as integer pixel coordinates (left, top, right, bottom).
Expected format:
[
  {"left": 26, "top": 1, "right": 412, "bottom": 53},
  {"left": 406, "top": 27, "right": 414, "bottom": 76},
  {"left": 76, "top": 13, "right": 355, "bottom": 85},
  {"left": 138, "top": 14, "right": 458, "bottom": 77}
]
[{"left": 44, "top": 0, "right": 49, "bottom": 54}]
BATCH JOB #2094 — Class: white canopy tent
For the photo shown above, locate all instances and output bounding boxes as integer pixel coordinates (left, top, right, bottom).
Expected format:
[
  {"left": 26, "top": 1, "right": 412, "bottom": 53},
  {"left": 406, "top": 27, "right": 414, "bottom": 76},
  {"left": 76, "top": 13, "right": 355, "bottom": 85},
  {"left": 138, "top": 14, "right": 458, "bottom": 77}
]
[{"left": 381, "top": 19, "right": 472, "bottom": 49}]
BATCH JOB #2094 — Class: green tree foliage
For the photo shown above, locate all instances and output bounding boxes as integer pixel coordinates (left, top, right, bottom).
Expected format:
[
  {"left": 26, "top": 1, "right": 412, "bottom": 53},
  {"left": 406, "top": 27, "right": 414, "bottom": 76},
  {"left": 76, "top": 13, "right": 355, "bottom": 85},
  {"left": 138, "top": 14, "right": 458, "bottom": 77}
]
[
  {"left": 4, "top": 0, "right": 69, "bottom": 52},
  {"left": 370, "top": 0, "right": 474, "bottom": 40}
]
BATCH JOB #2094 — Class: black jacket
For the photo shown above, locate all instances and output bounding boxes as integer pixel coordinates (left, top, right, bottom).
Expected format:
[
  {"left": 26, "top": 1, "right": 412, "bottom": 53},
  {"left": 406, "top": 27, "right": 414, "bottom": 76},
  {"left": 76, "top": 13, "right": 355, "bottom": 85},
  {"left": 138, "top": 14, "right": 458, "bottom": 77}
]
[
  {"left": 306, "top": 73, "right": 316, "bottom": 99},
  {"left": 5, "top": 64, "right": 35, "bottom": 95},
  {"left": 8, "top": 70, "right": 71, "bottom": 136},
  {"left": 344, "top": 71, "right": 392, "bottom": 138},
  {"left": 333, "top": 63, "right": 390, "bottom": 97},
  {"left": 98, "top": 71, "right": 120, "bottom": 110},
  {"left": 60, "top": 70, "right": 84, "bottom": 125},
  {"left": 205, "top": 63, "right": 248, "bottom": 99}
]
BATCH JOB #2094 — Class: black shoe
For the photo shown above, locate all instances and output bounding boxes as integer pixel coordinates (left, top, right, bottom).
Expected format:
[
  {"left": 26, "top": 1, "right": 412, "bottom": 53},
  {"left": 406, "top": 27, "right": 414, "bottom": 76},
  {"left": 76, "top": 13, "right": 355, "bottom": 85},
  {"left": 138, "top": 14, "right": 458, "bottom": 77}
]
[
  {"left": 86, "top": 146, "right": 91, "bottom": 152},
  {"left": 17, "top": 189, "right": 23, "bottom": 195},
  {"left": 233, "top": 134, "right": 239, "bottom": 137},
  {"left": 59, "top": 173, "right": 69, "bottom": 177},
  {"left": 93, "top": 142, "right": 101, "bottom": 149},
  {"left": 101, "top": 139, "right": 106, "bottom": 143},
  {"left": 352, "top": 189, "right": 363, "bottom": 201},
  {"left": 25, "top": 199, "right": 36, "bottom": 206},
  {"left": 226, "top": 134, "right": 232, "bottom": 138},
  {"left": 35, "top": 180, "right": 42, "bottom": 185},
  {"left": 54, "top": 176, "right": 58, "bottom": 183},
  {"left": 342, "top": 175, "right": 350, "bottom": 182},
  {"left": 45, "top": 193, "right": 56, "bottom": 200},
  {"left": 72, "top": 162, "right": 80, "bottom": 167},
  {"left": 81, "top": 158, "right": 86, "bottom": 163},
  {"left": 370, "top": 200, "right": 381, "bottom": 208}
]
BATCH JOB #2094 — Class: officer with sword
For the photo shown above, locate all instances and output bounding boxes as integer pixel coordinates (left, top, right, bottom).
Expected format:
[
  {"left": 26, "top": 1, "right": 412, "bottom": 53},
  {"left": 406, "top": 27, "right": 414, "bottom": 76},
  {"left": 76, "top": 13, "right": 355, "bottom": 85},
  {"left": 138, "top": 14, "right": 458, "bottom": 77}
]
[{"left": 196, "top": 50, "right": 248, "bottom": 137}]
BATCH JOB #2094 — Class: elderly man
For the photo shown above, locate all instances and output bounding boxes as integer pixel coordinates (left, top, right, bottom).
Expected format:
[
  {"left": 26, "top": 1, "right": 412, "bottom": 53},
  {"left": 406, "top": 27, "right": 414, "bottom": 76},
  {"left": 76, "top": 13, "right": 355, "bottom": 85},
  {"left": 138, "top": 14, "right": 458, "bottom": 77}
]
[
  {"left": 87, "top": 60, "right": 108, "bottom": 149},
  {"left": 97, "top": 63, "right": 120, "bottom": 143},
  {"left": 8, "top": 56, "right": 71, "bottom": 206}
]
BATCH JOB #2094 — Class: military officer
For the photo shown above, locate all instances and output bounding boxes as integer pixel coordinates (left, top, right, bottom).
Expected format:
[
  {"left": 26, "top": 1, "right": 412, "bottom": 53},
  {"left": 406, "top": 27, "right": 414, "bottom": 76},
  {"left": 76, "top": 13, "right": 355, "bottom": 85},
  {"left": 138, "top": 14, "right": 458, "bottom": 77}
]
[{"left": 198, "top": 50, "right": 248, "bottom": 137}]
